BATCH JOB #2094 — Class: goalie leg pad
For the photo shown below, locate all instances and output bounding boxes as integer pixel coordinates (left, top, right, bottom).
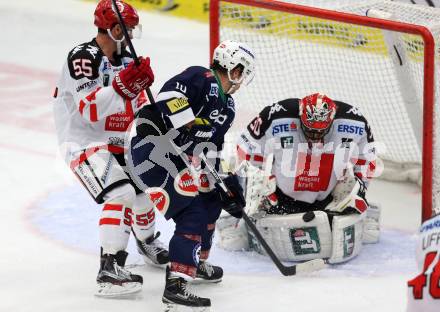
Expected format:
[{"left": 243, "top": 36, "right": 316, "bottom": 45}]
[
  {"left": 363, "top": 202, "right": 381, "bottom": 244},
  {"left": 216, "top": 213, "right": 249, "bottom": 251},
  {"left": 255, "top": 211, "right": 332, "bottom": 261},
  {"left": 328, "top": 213, "right": 365, "bottom": 264}
]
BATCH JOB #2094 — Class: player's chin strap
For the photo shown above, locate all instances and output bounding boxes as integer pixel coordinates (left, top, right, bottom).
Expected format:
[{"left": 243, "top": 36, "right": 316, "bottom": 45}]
[
  {"left": 107, "top": 29, "right": 125, "bottom": 55},
  {"left": 225, "top": 70, "right": 244, "bottom": 94}
]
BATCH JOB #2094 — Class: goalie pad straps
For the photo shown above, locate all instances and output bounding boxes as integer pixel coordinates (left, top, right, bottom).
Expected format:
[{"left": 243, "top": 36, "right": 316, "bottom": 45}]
[{"left": 328, "top": 213, "right": 365, "bottom": 264}]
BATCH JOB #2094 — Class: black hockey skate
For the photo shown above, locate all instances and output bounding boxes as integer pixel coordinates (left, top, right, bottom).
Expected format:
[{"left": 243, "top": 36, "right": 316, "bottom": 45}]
[
  {"left": 194, "top": 261, "right": 223, "bottom": 283},
  {"left": 135, "top": 231, "right": 169, "bottom": 266},
  {"left": 162, "top": 266, "right": 211, "bottom": 312},
  {"left": 95, "top": 250, "right": 143, "bottom": 298}
]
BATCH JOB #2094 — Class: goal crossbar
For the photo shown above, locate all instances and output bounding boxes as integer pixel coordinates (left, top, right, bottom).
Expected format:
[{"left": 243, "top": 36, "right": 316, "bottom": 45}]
[{"left": 210, "top": 0, "right": 436, "bottom": 222}]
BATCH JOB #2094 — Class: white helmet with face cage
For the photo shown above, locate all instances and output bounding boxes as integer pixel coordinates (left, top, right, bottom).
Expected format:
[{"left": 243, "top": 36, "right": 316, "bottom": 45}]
[{"left": 212, "top": 40, "right": 256, "bottom": 85}]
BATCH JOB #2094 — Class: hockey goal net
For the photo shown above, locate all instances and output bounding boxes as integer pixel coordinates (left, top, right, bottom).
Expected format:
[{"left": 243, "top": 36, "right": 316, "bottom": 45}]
[{"left": 210, "top": 0, "right": 440, "bottom": 222}]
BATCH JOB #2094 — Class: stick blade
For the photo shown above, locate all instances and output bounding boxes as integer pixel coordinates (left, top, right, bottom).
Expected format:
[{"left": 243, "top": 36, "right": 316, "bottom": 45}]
[{"left": 294, "top": 259, "right": 327, "bottom": 275}]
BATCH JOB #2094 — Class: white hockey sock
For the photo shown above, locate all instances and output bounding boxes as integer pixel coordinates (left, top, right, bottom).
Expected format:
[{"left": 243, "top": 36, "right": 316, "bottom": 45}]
[
  {"left": 132, "top": 193, "right": 155, "bottom": 242},
  {"left": 100, "top": 185, "right": 136, "bottom": 255}
]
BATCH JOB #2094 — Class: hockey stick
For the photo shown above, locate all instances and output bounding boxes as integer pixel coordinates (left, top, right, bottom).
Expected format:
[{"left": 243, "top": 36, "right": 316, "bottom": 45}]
[
  {"left": 199, "top": 153, "right": 327, "bottom": 276},
  {"left": 112, "top": 0, "right": 325, "bottom": 276},
  {"left": 111, "top": 0, "right": 155, "bottom": 104}
]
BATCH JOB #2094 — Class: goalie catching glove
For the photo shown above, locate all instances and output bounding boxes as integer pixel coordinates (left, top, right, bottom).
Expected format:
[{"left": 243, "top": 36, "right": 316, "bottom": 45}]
[{"left": 215, "top": 173, "right": 246, "bottom": 219}]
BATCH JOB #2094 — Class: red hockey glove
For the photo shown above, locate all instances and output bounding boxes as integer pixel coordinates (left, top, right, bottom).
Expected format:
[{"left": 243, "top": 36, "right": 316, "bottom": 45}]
[{"left": 112, "top": 57, "right": 154, "bottom": 100}]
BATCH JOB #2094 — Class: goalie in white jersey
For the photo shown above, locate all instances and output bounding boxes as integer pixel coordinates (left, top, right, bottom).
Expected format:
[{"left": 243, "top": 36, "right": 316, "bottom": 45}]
[
  {"left": 53, "top": 0, "right": 168, "bottom": 297},
  {"left": 219, "top": 93, "right": 381, "bottom": 263}
]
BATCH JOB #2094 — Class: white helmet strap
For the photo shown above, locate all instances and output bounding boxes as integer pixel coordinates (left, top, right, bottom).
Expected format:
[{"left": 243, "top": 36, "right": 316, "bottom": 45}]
[{"left": 107, "top": 28, "right": 125, "bottom": 55}]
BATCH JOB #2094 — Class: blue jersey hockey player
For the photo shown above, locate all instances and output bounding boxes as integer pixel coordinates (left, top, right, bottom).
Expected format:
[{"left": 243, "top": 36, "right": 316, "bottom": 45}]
[{"left": 126, "top": 40, "right": 256, "bottom": 311}]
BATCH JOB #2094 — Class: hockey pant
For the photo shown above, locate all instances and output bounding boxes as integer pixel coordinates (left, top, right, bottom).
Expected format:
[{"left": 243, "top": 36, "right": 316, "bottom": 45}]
[
  {"left": 70, "top": 147, "right": 155, "bottom": 254},
  {"left": 128, "top": 105, "right": 198, "bottom": 219}
]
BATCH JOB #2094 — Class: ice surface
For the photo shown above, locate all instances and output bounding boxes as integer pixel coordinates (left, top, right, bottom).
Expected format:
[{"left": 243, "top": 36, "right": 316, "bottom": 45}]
[{"left": 0, "top": 1, "right": 422, "bottom": 311}]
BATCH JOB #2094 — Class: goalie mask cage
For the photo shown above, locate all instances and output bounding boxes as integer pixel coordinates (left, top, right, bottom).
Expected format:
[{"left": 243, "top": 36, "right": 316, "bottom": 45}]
[{"left": 209, "top": 0, "right": 440, "bottom": 222}]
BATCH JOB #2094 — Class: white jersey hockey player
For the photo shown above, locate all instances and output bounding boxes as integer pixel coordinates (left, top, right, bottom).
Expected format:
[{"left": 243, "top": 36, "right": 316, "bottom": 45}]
[
  {"left": 407, "top": 213, "right": 440, "bottom": 312},
  {"left": 52, "top": 0, "right": 168, "bottom": 297},
  {"left": 219, "top": 93, "right": 381, "bottom": 263}
]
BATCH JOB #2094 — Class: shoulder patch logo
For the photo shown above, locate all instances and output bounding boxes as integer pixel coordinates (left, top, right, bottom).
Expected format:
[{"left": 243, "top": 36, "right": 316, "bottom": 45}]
[
  {"left": 268, "top": 102, "right": 287, "bottom": 119},
  {"left": 70, "top": 45, "right": 84, "bottom": 58},
  {"left": 86, "top": 45, "right": 99, "bottom": 59},
  {"left": 174, "top": 168, "right": 198, "bottom": 197},
  {"left": 146, "top": 188, "right": 170, "bottom": 215},
  {"left": 347, "top": 107, "right": 363, "bottom": 116}
]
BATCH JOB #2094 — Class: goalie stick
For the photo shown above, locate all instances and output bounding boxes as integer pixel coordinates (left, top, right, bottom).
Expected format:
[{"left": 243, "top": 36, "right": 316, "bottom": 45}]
[
  {"left": 113, "top": 0, "right": 326, "bottom": 276},
  {"left": 199, "top": 153, "right": 327, "bottom": 276}
]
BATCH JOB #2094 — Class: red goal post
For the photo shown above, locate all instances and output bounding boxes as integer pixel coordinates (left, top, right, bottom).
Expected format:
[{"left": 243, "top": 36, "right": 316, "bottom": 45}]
[{"left": 209, "top": 0, "right": 436, "bottom": 222}]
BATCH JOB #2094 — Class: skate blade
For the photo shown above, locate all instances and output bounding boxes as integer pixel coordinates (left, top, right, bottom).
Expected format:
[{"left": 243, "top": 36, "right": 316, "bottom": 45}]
[
  {"left": 95, "top": 282, "right": 142, "bottom": 298},
  {"left": 140, "top": 255, "right": 169, "bottom": 269},
  {"left": 191, "top": 277, "right": 222, "bottom": 285},
  {"left": 163, "top": 303, "right": 210, "bottom": 312}
]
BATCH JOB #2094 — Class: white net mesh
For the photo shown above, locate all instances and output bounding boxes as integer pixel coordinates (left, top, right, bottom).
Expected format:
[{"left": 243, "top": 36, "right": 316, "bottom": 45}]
[{"left": 216, "top": 0, "right": 440, "bottom": 218}]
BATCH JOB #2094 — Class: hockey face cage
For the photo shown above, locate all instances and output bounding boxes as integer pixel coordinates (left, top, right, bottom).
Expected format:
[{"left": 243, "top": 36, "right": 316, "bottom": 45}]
[{"left": 210, "top": 0, "right": 439, "bottom": 222}]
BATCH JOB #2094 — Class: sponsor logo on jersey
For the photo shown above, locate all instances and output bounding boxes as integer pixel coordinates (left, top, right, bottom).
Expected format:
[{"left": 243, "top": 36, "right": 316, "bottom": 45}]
[
  {"left": 146, "top": 188, "right": 170, "bottom": 215},
  {"left": 166, "top": 97, "right": 190, "bottom": 113},
  {"left": 76, "top": 80, "right": 98, "bottom": 92},
  {"left": 174, "top": 168, "right": 198, "bottom": 197},
  {"left": 280, "top": 136, "right": 294, "bottom": 148},
  {"left": 209, "top": 109, "right": 228, "bottom": 125},
  {"left": 209, "top": 83, "right": 218, "bottom": 97},
  {"left": 227, "top": 97, "right": 235, "bottom": 112},
  {"left": 102, "top": 61, "right": 111, "bottom": 71},
  {"left": 422, "top": 231, "right": 440, "bottom": 250},
  {"left": 290, "top": 227, "right": 321, "bottom": 255},
  {"left": 108, "top": 136, "right": 124, "bottom": 146},
  {"left": 198, "top": 173, "right": 210, "bottom": 192},
  {"left": 343, "top": 225, "right": 355, "bottom": 258},
  {"left": 337, "top": 124, "right": 364, "bottom": 135},
  {"left": 341, "top": 137, "right": 353, "bottom": 148},
  {"left": 420, "top": 217, "right": 440, "bottom": 233},
  {"left": 272, "top": 122, "right": 297, "bottom": 135}
]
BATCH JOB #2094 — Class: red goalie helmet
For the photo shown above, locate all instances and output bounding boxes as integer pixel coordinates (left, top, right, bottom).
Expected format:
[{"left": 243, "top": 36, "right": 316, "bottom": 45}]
[
  {"left": 94, "top": 0, "right": 139, "bottom": 29},
  {"left": 299, "top": 93, "right": 337, "bottom": 141}
]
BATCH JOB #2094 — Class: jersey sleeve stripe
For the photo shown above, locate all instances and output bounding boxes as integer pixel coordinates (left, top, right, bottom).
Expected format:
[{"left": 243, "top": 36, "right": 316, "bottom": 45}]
[
  {"left": 167, "top": 107, "right": 195, "bottom": 129},
  {"left": 156, "top": 90, "right": 186, "bottom": 102}
]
